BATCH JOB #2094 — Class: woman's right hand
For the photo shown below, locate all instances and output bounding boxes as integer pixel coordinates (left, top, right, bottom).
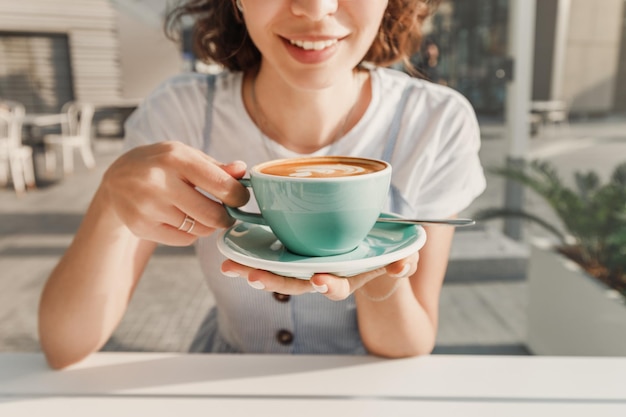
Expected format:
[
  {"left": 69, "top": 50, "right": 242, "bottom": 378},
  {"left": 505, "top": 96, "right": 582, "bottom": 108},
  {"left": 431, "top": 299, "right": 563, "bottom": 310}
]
[{"left": 101, "top": 141, "right": 250, "bottom": 246}]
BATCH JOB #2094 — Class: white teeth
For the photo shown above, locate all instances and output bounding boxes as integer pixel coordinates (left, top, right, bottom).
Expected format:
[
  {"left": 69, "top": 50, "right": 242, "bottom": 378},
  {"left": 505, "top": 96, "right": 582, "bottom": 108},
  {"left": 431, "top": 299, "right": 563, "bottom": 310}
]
[{"left": 289, "top": 39, "right": 338, "bottom": 51}]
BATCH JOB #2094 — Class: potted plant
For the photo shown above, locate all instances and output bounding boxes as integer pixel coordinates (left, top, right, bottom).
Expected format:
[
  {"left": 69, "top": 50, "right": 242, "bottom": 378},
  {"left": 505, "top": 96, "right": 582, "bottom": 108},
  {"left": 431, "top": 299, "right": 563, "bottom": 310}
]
[{"left": 475, "top": 159, "right": 626, "bottom": 356}]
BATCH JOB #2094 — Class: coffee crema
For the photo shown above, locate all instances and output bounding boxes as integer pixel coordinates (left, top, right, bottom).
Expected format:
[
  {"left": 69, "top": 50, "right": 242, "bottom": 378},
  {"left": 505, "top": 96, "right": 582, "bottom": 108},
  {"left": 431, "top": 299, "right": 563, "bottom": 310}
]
[{"left": 259, "top": 157, "right": 386, "bottom": 178}]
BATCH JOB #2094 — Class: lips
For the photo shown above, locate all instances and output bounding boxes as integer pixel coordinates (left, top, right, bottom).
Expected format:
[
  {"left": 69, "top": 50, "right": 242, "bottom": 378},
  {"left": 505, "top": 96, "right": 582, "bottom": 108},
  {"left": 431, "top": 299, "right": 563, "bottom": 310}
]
[
  {"left": 281, "top": 35, "right": 344, "bottom": 64},
  {"left": 288, "top": 38, "right": 338, "bottom": 51}
]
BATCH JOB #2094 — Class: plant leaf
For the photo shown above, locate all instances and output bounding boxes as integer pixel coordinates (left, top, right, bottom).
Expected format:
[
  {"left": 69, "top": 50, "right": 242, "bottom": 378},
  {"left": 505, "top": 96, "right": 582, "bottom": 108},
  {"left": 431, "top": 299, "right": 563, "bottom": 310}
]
[{"left": 473, "top": 207, "right": 568, "bottom": 244}]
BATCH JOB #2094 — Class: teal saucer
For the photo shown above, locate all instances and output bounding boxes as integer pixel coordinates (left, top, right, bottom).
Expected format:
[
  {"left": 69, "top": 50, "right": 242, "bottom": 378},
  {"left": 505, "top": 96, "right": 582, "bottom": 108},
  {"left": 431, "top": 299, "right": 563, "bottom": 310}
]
[{"left": 217, "top": 213, "right": 427, "bottom": 279}]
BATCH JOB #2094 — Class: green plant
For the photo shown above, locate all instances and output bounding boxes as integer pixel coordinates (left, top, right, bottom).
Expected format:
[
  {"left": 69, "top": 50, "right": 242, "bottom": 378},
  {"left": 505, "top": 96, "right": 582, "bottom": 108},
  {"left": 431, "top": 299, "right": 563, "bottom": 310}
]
[{"left": 475, "top": 160, "right": 626, "bottom": 295}]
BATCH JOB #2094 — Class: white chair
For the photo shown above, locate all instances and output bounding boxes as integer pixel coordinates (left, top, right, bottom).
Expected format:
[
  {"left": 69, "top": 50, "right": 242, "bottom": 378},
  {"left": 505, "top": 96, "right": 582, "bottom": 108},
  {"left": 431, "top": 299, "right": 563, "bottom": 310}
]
[
  {"left": 545, "top": 108, "right": 570, "bottom": 130},
  {"left": 44, "top": 102, "right": 96, "bottom": 175},
  {"left": 531, "top": 100, "right": 570, "bottom": 137},
  {"left": 0, "top": 101, "right": 36, "bottom": 194}
]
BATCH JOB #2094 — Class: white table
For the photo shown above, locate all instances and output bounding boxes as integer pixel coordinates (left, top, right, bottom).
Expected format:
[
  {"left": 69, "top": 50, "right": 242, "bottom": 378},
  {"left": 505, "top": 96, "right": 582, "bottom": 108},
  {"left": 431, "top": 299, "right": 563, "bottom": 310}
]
[
  {"left": 1, "top": 353, "right": 625, "bottom": 416},
  {"left": 530, "top": 100, "right": 568, "bottom": 113},
  {"left": 22, "top": 113, "right": 68, "bottom": 128},
  {"left": 530, "top": 100, "right": 569, "bottom": 125}
]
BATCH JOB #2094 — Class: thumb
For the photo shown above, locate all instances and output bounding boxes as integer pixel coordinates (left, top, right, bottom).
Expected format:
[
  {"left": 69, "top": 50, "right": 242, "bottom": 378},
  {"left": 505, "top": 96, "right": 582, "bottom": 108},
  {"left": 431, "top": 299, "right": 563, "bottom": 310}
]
[{"left": 221, "top": 160, "right": 247, "bottom": 179}]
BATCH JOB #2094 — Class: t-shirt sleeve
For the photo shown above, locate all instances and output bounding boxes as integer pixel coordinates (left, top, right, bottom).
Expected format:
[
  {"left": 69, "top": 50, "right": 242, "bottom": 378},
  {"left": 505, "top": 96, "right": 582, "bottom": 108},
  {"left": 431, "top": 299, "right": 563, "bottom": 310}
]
[
  {"left": 123, "top": 74, "right": 209, "bottom": 152},
  {"left": 392, "top": 87, "right": 486, "bottom": 219}
]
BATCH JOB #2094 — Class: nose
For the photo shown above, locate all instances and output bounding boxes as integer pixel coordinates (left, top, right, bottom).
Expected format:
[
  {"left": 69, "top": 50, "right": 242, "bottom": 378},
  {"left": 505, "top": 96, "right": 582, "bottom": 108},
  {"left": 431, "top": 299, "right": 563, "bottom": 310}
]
[{"left": 291, "top": 0, "right": 338, "bottom": 21}]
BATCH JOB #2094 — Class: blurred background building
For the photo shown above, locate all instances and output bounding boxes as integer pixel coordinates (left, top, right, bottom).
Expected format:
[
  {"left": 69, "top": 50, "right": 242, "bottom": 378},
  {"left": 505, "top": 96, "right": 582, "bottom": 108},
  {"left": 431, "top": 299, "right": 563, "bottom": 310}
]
[
  {"left": 0, "top": 0, "right": 180, "bottom": 137},
  {"left": 0, "top": 0, "right": 182, "bottom": 111},
  {"left": 427, "top": 0, "right": 626, "bottom": 117}
]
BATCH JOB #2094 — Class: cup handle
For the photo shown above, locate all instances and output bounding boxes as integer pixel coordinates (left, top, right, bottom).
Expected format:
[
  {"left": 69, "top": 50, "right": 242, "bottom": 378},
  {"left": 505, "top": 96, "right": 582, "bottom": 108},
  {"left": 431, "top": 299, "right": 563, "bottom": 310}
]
[{"left": 224, "top": 179, "right": 268, "bottom": 226}]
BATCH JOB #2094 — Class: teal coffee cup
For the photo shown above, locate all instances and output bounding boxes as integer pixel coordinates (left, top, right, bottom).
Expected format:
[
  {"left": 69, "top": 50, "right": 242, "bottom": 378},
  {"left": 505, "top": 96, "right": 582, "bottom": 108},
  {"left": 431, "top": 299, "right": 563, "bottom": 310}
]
[{"left": 226, "top": 156, "right": 392, "bottom": 257}]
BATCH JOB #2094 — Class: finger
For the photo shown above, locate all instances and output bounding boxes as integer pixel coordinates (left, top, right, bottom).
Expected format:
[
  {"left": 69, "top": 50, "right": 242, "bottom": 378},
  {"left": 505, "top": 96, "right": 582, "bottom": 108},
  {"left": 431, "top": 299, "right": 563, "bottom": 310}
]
[
  {"left": 169, "top": 178, "right": 237, "bottom": 230},
  {"left": 124, "top": 181, "right": 217, "bottom": 235},
  {"left": 310, "top": 267, "right": 388, "bottom": 301},
  {"left": 139, "top": 223, "right": 199, "bottom": 247},
  {"left": 126, "top": 207, "right": 215, "bottom": 244},
  {"left": 220, "top": 160, "right": 248, "bottom": 179},
  {"left": 385, "top": 252, "right": 420, "bottom": 278},
  {"left": 221, "top": 260, "right": 316, "bottom": 295},
  {"left": 166, "top": 211, "right": 217, "bottom": 237},
  {"left": 162, "top": 144, "right": 250, "bottom": 207}
]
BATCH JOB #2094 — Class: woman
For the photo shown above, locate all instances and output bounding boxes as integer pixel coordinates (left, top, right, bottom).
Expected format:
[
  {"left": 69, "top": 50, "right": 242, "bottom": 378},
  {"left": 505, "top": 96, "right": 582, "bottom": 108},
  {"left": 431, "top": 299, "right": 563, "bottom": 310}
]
[{"left": 39, "top": 0, "right": 485, "bottom": 369}]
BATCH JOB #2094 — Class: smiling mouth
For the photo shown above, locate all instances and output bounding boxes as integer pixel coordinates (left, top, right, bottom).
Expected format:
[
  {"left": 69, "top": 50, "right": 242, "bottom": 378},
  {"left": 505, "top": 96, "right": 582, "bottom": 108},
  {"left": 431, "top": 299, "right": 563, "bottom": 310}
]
[{"left": 288, "top": 38, "right": 339, "bottom": 51}]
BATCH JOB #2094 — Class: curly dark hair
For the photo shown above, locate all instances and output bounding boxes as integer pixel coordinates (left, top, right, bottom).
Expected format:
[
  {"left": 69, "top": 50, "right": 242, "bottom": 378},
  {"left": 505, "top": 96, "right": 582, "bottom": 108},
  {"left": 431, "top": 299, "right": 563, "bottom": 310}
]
[{"left": 165, "top": 0, "right": 441, "bottom": 72}]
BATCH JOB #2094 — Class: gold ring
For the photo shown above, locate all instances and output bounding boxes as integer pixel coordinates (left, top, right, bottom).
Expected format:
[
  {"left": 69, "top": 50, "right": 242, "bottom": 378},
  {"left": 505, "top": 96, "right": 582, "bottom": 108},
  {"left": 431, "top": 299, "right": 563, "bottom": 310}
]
[{"left": 177, "top": 215, "right": 196, "bottom": 234}]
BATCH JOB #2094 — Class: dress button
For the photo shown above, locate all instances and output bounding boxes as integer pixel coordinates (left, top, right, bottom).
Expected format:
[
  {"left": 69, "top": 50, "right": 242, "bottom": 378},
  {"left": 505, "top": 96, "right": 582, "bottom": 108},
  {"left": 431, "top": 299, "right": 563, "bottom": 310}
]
[
  {"left": 273, "top": 292, "right": 291, "bottom": 302},
  {"left": 276, "top": 329, "right": 294, "bottom": 345}
]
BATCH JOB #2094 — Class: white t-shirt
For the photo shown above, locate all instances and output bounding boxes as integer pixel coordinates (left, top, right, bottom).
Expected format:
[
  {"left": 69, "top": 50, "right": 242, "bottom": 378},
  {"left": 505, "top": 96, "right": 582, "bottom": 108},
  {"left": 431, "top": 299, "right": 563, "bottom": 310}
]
[{"left": 124, "top": 67, "right": 486, "bottom": 354}]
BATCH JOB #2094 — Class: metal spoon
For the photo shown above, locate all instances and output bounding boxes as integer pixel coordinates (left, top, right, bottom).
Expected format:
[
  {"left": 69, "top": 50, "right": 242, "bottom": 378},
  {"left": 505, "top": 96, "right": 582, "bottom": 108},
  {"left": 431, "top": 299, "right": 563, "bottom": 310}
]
[{"left": 375, "top": 217, "right": 476, "bottom": 227}]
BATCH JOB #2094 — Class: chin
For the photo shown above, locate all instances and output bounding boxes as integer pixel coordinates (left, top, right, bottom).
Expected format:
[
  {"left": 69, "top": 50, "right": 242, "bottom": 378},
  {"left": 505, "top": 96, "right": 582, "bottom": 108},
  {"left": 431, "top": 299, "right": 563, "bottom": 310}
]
[{"left": 286, "top": 66, "right": 357, "bottom": 92}]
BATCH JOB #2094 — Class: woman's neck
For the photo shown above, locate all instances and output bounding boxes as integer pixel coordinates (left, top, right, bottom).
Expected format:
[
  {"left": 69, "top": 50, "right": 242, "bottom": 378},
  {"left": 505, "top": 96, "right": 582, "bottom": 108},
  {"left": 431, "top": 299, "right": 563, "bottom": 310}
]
[{"left": 244, "top": 68, "right": 370, "bottom": 154}]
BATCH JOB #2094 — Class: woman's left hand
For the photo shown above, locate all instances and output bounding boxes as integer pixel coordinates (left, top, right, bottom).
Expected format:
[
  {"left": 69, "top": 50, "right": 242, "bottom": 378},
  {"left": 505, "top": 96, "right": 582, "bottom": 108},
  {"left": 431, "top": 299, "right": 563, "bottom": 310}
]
[{"left": 220, "top": 251, "right": 419, "bottom": 301}]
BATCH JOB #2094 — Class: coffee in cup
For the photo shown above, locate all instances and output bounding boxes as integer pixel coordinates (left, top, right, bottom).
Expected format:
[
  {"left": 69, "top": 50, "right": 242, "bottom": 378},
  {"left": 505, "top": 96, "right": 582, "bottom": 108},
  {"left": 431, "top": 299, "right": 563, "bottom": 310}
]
[
  {"left": 226, "top": 156, "right": 391, "bottom": 257},
  {"left": 258, "top": 158, "right": 384, "bottom": 178}
]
